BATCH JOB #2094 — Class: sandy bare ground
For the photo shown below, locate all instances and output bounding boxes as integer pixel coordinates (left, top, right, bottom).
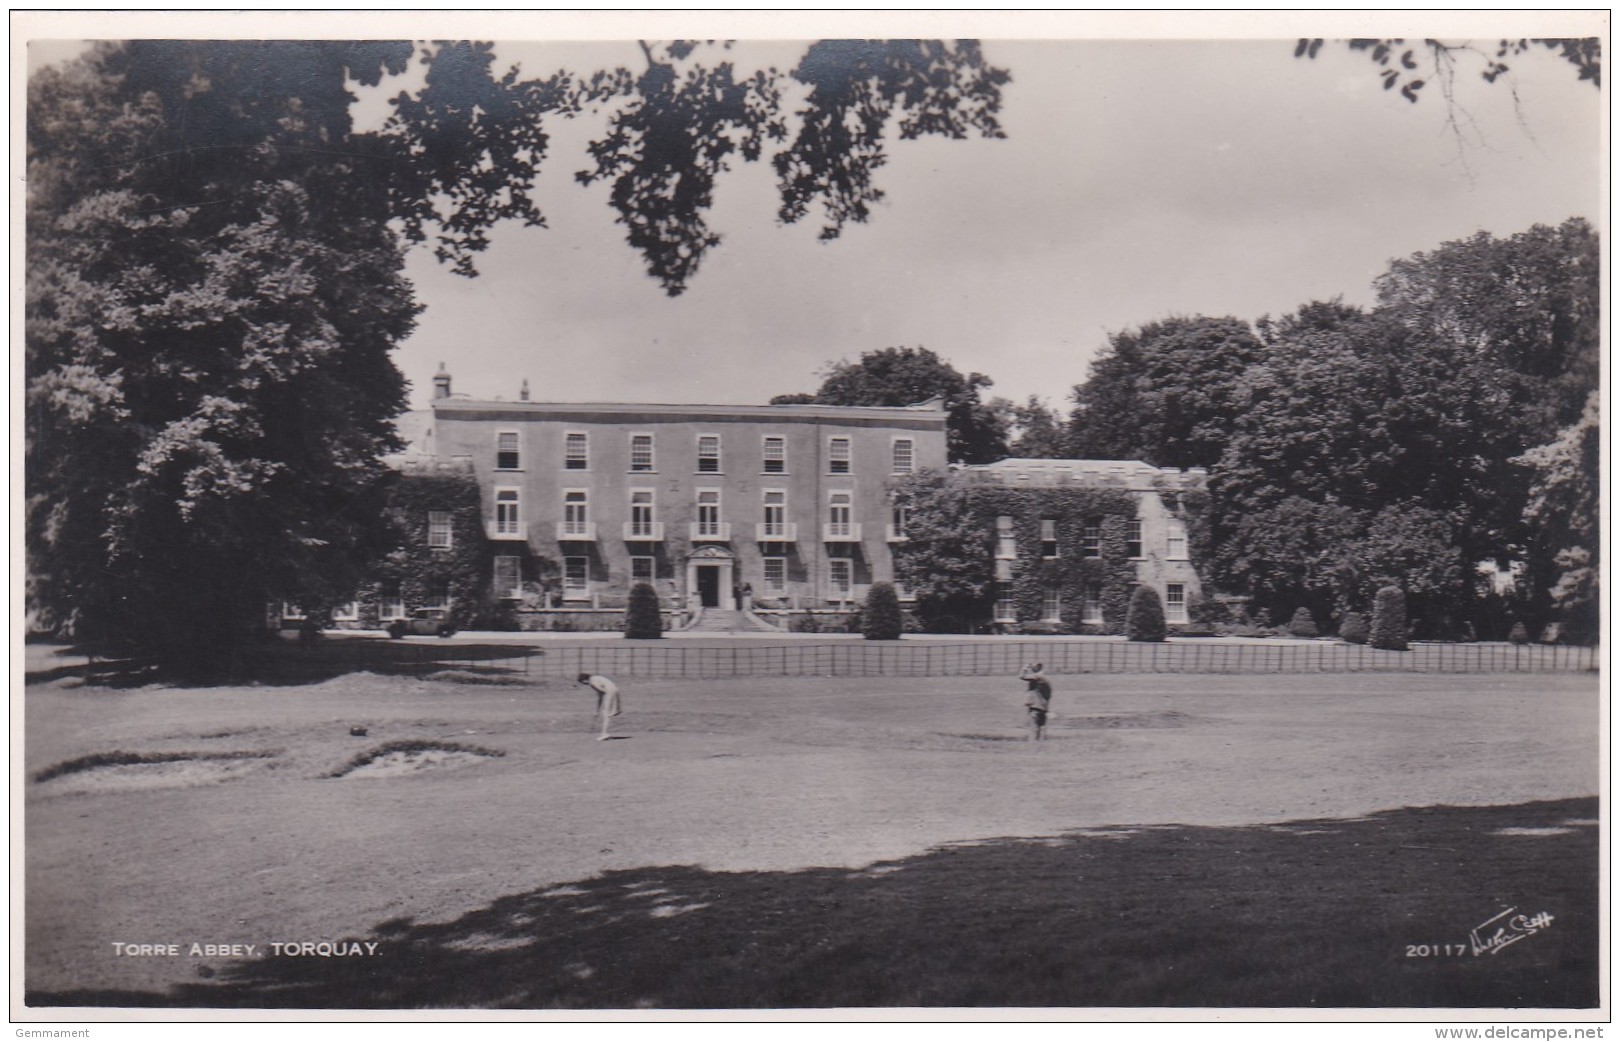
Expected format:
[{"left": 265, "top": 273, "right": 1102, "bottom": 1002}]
[{"left": 22, "top": 665, "right": 1600, "bottom": 1000}]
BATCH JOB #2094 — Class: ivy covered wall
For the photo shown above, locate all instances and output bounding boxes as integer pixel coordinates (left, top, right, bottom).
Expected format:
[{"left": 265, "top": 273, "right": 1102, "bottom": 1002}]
[
  {"left": 1002, "top": 491, "right": 1139, "bottom": 633},
  {"left": 893, "top": 471, "right": 1207, "bottom": 634},
  {"left": 358, "top": 468, "right": 489, "bottom": 629}
]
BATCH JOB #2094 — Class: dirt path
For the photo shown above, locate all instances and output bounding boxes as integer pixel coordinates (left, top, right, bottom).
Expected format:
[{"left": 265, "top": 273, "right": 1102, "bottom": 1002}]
[{"left": 23, "top": 669, "right": 1599, "bottom": 999}]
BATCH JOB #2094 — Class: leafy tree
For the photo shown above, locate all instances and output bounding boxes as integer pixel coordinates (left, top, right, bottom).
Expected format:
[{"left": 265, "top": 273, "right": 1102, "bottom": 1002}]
[
  {"left": 623, "top": 582, "right": 664, "bottom": 639},
  {"left": 861, "top": 582, "right": 904, "bottom": 641},
  {"left": 779, "top": 346, "right": 1009, "bottom": 463},
  {"left": 1189, "top": 589, "right": 1226, "bottom": 627},
  {"left": 887, "top": 471, "right": 997, "bottom": 627},
  {"left": 1351, "top": 504, "right": 1471, "bottom": 635},
  {"left": 1369, "top": 586, "right": 1409, "bottom": 651},
  {"left": 27, "top": 39, "right": 1007, "bottom": 661},
  {"left": 1252, "top": 298, "right": 1367, "bottom": 346},
  {"left": 1209, "top": 224, "right": 1598, "bottom": 630},
  {"left": 1006, "top": 396, "right": 1069, "bottom": 458},
  {"left": 1375, "top": 219, "right": 1599, "bottom": 446},
  {"left": 1210, "top": 300, "right": 1534, "bottom": 614},
  {"left": 26, "top": 42, "right": 435, "bottom": 658},
  {"left": 1207, "top": 495, "right": 1364, "bottom": 627},
  {"left": 1126, "top": 586, "right": 1167, "bottom": 643},
  {"left": 1067, "top": 316, "right": 1267, "bottom": 468},
  {"left": 578, "top": 39, "right": 1009, "bottom": 294},
  {"left": 1295, "top": 37, "right": 1600, "bottom": 105},
  {"left": 1514, "top": 391, "right": 1600, "bottom": 644}
]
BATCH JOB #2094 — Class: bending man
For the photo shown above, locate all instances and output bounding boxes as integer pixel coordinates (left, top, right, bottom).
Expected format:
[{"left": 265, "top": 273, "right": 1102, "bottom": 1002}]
[{"left": 577, "top": 672, "right": 623, "bottom": 741}]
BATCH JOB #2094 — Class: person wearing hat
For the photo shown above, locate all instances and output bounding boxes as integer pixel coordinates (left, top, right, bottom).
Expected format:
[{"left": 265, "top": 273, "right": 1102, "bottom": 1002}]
[{"left": 1019, "top": 662, "right": 1053, "bottom": 742}]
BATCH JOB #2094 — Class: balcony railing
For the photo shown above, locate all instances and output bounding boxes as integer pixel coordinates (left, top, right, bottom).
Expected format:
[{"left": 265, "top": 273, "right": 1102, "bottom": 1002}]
[
  {"left": 689, "top": 521, "right": 732, "bottom": 541},
  {"left": 555, "top": 521, "right": 598, "bottom": 541},
  {"left": 822, "top": 522, "right": 863, "bottom": 542},
  {"left": 622, "top": 521, "right": 666, "bottom": 542},
  {"left": 756, "top": 521, "right": 798, "bottom": 542},
  {"left": 487, "top": 523, "right": 526, "bottom": 541}
]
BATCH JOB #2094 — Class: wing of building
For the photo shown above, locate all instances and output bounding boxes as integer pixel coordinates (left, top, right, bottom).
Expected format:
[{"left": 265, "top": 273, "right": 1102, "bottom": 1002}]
[{"left": 955, "top": 457, "right": 1208, "bottom": 631}]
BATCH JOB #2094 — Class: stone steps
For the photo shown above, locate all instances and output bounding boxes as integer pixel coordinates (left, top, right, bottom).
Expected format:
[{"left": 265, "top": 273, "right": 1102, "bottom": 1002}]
[{"left": 689, "top": 609, "right": 746, "bottom": 632}]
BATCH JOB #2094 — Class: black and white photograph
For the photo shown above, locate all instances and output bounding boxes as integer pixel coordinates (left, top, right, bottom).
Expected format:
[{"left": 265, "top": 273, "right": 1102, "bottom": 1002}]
[{"left": 15, "top": 10, "right": 1607, "bottom": 1029}]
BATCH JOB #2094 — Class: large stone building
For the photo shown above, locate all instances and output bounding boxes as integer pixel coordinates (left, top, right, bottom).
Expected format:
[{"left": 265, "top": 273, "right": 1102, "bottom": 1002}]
[
  {"left": 413, "top": 368, "right": 949, "bottom": 613},
  {"left": 955, "top": 457, "right": 1208, "bottom": 628}
]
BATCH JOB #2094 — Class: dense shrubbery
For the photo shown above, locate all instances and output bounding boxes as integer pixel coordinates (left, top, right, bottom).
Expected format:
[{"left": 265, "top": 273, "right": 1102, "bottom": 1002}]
[
  {"left": 862, "top": 582, "right": 904, "bottom": 640},
  {"left": 1338, "top": 612, "right": 1370, "bottom": 644},
  {"left": 1126, "top": 586, "right": 1167, "bottom": 642},
  {"left": 1508, "top": 621, "right": 1530, "bottom": 645},
  {"left": 1190, "top": 591, "right": 1226, "bottom": 626},
  {"left": 1370, "top": 586, "right": 1409, "bottom": 650},
  {"left": 624, "top": 582, "right": 663, "bottom": 639},
  {"left": 472, "top": 597, "right": 521, "bottom": 632},
  {"left": 787, "top": 613, "right": 860, "bottom": 633},
  {"left": 1288, "top": 607, "right": 1319, "bottom": 638}
]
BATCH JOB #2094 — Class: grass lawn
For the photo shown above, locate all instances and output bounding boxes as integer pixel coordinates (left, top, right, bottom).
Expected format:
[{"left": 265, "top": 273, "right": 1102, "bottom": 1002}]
[{"left": 22, "top": 661, "right": 1601, "bottom": 1011}]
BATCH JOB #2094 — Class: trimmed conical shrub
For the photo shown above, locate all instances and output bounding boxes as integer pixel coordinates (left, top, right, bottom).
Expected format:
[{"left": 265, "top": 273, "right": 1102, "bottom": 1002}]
[
  {"left": 1288, "top": 607, "right": 1319, "bottom": 638},
  {"left": 1338, "top": 612, "right": 1370, "bottom": 644},
  {"left": 1508, "top": 621, "right": 1530, "bottom": 645},
  {"left": 1369, "top": 586, "right": 1408, "bottom": 650},
  {"left": 861, "top": 581, "right": 904, "bottom": 640},
  {"left": 624, "top": 582, "right": 663, "bottom": 639},
  {"left": 1126, "top": 585, "right": 1167, "bottom": 643}
]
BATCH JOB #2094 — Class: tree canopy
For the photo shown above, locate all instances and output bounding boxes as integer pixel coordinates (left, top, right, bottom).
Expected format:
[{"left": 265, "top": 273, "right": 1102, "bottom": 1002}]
[
  {"left": 1005, "top": 396, "right": 1069, "bottom": 459},
  {"left": 26, "top": 38, "right": 1008, "bottom": 658},
  {"left": 1373, "top": 218, "right": 1599, "bottom": 445},
  {"left": 1514, "top": 391, "right": 1600, "bottom": 644},
  {"left": 1296, "top": 37, "right": 1601, "bottom": 104},
  {"left": 27, "top": 42, "right": 436, "bottom": 655},
  {"left": 773, "top": 345, "right": 1010, "bottom": 464},
  {"left": 1067, "top": 316, "right": 1267, "bottom": 469},
  {"left": 576, "top": 39, "right": 1008, "bottom": 294},
  {"left": 1059, "top": 219, "right": 1598, "bottom": 639}
]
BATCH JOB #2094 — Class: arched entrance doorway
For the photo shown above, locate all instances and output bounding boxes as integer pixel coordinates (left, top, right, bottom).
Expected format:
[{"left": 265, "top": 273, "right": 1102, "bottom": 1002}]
[{"left": 685, "top": 544, "right": 736, "bottom": 610}]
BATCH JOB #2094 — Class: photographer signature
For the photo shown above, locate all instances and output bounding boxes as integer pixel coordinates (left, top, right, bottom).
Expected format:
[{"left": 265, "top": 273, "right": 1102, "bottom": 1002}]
[{"left": 1469, "top": 907, "right": 1554, "bottom": 956}]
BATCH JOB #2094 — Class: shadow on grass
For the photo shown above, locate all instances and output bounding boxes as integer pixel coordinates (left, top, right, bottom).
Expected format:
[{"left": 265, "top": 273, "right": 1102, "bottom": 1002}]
[
  {"left": 28, "top": 798, "right": 1598, "bottom": 1010},
  {"left": 27, "top": 638, "right": 545, "bottom": 689}
]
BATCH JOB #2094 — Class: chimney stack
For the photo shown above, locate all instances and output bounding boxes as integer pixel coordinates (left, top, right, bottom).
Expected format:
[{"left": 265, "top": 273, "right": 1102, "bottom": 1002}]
[{"left": 433, "top": 363, "right": 451, "bottom": 400}]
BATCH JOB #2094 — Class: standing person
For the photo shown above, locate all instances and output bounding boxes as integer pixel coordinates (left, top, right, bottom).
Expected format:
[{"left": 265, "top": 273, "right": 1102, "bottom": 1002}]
[
  {"left": 739, "top": 582, "right": 753, "bottom": 611},
  {"left": 1019, "top": 662, "right": 1053, "bottom": 742},
  {"left": 577, "top": 672, "right": 622, "bottom": 741}
]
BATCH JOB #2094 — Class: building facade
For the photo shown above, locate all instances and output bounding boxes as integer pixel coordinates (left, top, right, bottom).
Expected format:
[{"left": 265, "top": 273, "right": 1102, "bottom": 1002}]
[
  {"left": 419, "top": 373, "right": 949, "bottom": 613},
  {"left": 930, "top": 457, "right": 1208, "bottom": 632}
]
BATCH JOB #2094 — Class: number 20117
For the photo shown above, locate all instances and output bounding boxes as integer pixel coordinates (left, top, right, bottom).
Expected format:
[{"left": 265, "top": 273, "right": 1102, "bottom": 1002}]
[{"left": 1406, "top": 944, "right": 1467, "bottom": 957}]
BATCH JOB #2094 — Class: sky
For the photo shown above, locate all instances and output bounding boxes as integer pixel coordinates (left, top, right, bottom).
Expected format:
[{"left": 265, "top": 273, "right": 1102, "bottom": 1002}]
[
  {"left": 383, "top": 30, "right": 1605, "bottom": 413},
  {"left": 21, "top": 14, "right": 1607, "bottom": 415}
]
